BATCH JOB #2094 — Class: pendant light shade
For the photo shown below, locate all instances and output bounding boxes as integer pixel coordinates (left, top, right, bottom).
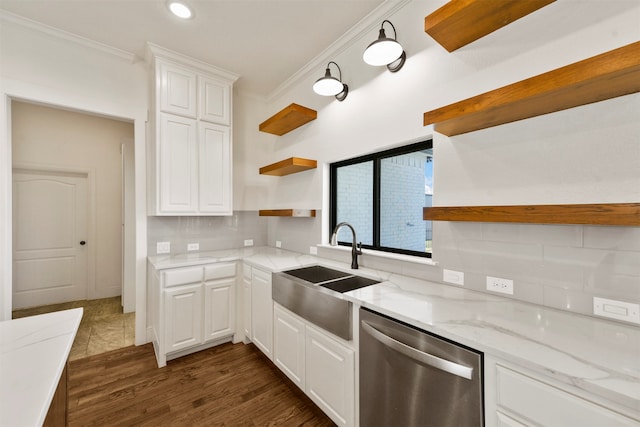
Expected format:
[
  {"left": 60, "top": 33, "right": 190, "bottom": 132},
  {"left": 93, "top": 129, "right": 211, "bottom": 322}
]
[
  {"left": 363, "top": 20, "right": 406, "bottom": 72},
  {"left": 313, "top": 61, "right": 348, "bottom": 101}
]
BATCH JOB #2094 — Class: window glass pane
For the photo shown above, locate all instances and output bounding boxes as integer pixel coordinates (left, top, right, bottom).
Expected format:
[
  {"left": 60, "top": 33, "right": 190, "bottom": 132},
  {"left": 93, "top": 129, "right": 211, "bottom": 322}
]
[
  {"left": 380, "top": 148, "right": 433, "bottom": 254},
  {"left": 335, "top": 161, "right": 373, "bottom": 245}
]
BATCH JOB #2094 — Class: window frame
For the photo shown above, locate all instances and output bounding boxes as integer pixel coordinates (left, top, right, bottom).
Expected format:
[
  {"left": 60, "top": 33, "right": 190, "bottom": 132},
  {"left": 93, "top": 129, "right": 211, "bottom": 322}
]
[{"left": 329, "top": 139, "right": 433, "bottom": 259}]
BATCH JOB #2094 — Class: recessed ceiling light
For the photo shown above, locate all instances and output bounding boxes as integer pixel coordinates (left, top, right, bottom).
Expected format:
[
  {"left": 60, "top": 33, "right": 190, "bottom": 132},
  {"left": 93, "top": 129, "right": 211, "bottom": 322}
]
[{"left": 168, "top": 2, "right": 193, "bottom": 19}]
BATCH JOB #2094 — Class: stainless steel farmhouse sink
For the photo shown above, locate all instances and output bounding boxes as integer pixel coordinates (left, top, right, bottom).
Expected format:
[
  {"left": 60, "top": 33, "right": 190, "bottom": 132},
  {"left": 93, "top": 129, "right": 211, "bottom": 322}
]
[{"left": 272, "top": 265, "right": 379, "bottom": 340}]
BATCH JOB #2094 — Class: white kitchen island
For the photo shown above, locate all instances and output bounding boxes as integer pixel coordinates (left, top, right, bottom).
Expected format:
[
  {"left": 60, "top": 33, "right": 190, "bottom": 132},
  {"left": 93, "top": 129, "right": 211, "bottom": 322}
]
[{"left": 0, "top": 308, "right": 82, "bottom": 426}]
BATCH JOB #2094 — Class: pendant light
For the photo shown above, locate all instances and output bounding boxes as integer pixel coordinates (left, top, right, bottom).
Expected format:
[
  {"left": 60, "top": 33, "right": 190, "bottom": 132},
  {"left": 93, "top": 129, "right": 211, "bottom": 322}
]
[
  {"left": 363, "top": 20, "right": 406, "bottom": 73},
  {"left": 313, "top": 61, "right": 348, "bottom": 101}
]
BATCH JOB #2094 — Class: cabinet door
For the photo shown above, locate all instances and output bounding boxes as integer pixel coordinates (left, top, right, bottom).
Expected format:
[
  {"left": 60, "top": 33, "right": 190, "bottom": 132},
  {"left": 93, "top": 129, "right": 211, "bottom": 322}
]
[
  {"left": 198, "top": 123, "right": 231, "bottom": 214},
  {"left": 242, "top": 264, "right": 252, "bottom": 340},
  {"left": 159, "top": 114, "right": 198, "bottom": 213},
  {"left": 251, "top": 268, "right": 273, "bottom": 360},
  {"left": 160, "top": 62, "right": 197, "bottom": 118},
  {"left": 274, "top": 304, "right": 306, "bottom": 390},
  {"left": 306, "top": 325, "right": 354, "bottom": 427},
  {"left": 495, "top": 364, "right": 638, "bottom": 426},
  {"left": 164, "top": 284, "right": 203, "bottom": 353},
  {"left": 203, "top": 278, "right": 235, "bottom": 341},
  {"left": 199, "top": 75, "right": 231, "bottom": 125}
]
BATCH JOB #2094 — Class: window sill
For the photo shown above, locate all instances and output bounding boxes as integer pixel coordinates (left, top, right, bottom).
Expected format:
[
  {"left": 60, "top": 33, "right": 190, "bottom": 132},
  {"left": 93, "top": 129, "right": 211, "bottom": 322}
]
[{"left": 316, "top": 244, "right": 438, "bottom": 267}]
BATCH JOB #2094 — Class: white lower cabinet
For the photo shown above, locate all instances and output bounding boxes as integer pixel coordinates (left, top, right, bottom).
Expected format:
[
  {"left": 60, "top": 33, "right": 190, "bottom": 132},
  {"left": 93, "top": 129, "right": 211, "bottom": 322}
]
[
  {"left": 203, "top": 278, "right": 235, "bottom": 341},
  {"left": 241, "top": 263, "right": 252, "bottom": 341},
  {"left": 164, "top": 284, "right": 203, "bottom": 353},
  {"left": 273, "top": 304, "right": 306, "bottom": 389},
  {"left": 148, "top": 261, "right": 237, "bottom": 367},
  {"left": 251, "top": 267, "right": 273, "bottom": 360},
  {"left": 306, "top": 324, "right": 355, "bottom": 427},
  {"left": 273, "top": 303, "right": 355, "bottom": 427},
  {"left": 485, "top": 355, "right": 639, "bottom": 426}
]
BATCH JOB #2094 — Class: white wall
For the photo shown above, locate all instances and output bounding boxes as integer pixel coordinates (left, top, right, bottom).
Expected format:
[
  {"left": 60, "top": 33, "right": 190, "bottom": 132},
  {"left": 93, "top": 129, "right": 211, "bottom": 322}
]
[
  {"left": 251, "top": 0, "right": 639, "bottom": 207},
  {"left": 12, "top": 101, "right": 133, "bottom": 300},
  {"left": 245, "top": 0, "right": 640, "bottom": 320},
  {"left": 0, "top": 13, "right": 147, "bottom": 341},
  {"left": 232, "top": 90, "right": 273, "bottom": 211}
]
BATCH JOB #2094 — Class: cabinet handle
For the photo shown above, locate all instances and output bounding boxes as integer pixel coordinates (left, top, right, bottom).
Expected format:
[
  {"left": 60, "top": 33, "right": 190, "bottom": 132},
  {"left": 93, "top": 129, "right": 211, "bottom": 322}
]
[{"left": 361, "top": 320, "right": 473, "bottom": 380}]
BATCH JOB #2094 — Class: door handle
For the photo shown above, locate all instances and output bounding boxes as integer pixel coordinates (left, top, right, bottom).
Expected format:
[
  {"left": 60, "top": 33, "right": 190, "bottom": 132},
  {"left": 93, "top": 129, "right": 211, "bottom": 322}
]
[
  {"left": 80, "top": 241, "right": 86, "bottom": 245},
  {"left": 361, "top": 320, "right": 474, "bottom": 380}
]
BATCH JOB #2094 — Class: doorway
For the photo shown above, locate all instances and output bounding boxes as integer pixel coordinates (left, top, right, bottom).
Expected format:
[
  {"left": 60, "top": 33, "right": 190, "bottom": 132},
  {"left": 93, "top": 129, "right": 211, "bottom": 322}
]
[
  {"left": 10, "top": 100, "right": 136, "bottom": 357},
  {"left": 12, "top": 169, "right": 88, "bottom": 309}
]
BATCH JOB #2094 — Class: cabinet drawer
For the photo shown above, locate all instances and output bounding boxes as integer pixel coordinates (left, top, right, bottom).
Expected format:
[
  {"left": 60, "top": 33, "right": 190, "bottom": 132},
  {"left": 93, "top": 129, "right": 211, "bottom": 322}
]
[
  {"left": 163, "top": 267, "right": 203, "bottom": 287},
  {"left": 496, "top": 365, "right": 637, "bottom": 426},
  {"left": 204, "top": 262, "right": 236, "bottom": 281}
]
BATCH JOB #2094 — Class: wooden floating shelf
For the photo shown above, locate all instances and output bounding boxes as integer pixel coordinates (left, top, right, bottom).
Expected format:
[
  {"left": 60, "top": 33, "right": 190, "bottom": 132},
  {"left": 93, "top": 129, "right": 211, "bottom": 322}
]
[
  {"left": 425, "top": 0, "right": 555, "bottom": 52},
  {"left": 259, "top": 157, "right": 317, "bottom": 176},
  {"left": 259, "top": 103, "right": 317, "bottom": 136},
  {"left": 423, "top": 203, "right": 640, "bottom": 226},
  {"left": 423, "top": 42, "right": 640, "bottom": 136},
  {"left": 259, "top": 209, "right": 316, "bottom": 218}
]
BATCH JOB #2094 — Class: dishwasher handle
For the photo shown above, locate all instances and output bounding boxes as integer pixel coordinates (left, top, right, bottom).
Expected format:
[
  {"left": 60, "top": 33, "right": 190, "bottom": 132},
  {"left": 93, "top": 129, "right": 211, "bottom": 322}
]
[{"left": 361, "top": 320, "right": 474, "bottom": 380}]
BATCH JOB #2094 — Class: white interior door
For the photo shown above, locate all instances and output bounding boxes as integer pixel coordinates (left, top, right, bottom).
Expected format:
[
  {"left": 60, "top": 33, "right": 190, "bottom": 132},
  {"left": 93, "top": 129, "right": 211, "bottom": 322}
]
[{"left": 12, "top": 170, "right": 88, "bottom": 309}]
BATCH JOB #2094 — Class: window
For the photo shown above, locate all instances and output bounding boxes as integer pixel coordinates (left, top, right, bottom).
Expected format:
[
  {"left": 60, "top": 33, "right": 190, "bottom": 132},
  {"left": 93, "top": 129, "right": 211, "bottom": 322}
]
[{"left": 330, "top": 140, "right": 433, "bottom": 258}]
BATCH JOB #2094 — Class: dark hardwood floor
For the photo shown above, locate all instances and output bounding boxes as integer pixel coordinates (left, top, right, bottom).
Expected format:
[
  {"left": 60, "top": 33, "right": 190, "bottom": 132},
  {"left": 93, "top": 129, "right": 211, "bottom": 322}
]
[{"left": 68, "top": 342, "right": 335, "bottom": 426}]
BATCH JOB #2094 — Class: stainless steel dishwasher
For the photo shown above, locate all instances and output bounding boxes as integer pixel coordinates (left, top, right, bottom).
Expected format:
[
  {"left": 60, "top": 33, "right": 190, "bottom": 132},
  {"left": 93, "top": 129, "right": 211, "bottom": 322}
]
[{"left": 359, "top": 308, "right": 484, "bottom": 426}]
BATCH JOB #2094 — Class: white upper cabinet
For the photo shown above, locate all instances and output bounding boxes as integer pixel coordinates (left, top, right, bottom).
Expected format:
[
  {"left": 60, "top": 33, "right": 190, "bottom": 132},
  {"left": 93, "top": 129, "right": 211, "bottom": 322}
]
[
  {"left": 147, "top": 43, "right": 239, "bottom": 216},
  {"left": 159, "top": 114, "right": 198, "bottom": 212},
  {"left": 160, "top": 62, "right": 197, "bottom": 118},
  {"left": 198, "top": 122, "right": 231, "bottom": 214},
  {"left": 199, "top": 75, "right": 231, "bottom": 125}
]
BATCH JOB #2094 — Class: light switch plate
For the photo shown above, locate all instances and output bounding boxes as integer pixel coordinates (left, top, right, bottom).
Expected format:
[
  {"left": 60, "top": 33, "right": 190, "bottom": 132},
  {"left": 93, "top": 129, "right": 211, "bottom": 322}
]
[
  {"left": 187, "top": 243, "right": 199, "bottom": 251},
  {"left": 157, "top": 241, "right": 170, "bottom": 254},
  {"left": 593, "top": 297, "right": 640, "bottom": 324},
  {"left": 309, "top": 246, "right": 318, "bottom": 255},
  {"left": 443, "top": 269, "right": 464, "bottom": 286},
  {"left": 244, "top": 239, "right": 254, "bottom": 247},
  {"left": 275, "top": 241, "right": 282, "bottom": 248}
]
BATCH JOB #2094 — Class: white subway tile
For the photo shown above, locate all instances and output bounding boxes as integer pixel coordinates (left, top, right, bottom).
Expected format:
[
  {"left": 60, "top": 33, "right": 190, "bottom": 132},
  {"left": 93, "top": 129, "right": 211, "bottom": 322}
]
[{"left": 584, "top": 226, "right": 640, "bottom": 251}]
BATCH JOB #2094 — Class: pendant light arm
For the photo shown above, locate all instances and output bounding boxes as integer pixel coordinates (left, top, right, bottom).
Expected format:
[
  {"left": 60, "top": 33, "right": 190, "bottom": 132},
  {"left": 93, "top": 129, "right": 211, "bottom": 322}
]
[
  {"left": 381, "top": 19, "right": 398, "bottom": 41},
  {"left": 327, "top": 61, "right": 342, "bottom": 82}
]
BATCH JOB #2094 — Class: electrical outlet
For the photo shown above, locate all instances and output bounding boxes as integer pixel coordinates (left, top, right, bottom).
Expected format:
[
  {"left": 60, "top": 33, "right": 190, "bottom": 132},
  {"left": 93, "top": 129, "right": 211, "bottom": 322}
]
[
  {"left": 187, "top": 243, "right": 199, "bottom": 252},
  {"left": 443, "top": 269, "right": 464, "bottom": 286},
  {"left": 244, "top": 239, "right": 254, "bottom": 247},
  {"left": 157, "top": 241, "right": 170, "bottom": 254},
  {"left": 309, "top": 246, "right": 318, "bottom": 255},
  {"left": 275, "top": 241, "right": 282, "bottom": 248},
  {"left": 486, "top": 276, "right": 514, "bottom": 295},
  {"left": 594, "top": 297, "right": 640, "bottom": 324}
]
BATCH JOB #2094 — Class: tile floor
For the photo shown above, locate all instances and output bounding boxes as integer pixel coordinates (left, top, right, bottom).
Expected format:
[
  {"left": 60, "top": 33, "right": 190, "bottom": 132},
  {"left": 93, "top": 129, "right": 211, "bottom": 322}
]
[{"left": 12, "top": 297, "right": 135, "bottom": 361}]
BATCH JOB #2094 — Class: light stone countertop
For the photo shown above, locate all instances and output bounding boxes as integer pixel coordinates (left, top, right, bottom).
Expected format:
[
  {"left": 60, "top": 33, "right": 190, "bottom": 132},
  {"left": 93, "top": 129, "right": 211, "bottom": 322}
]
[
  {"left": 147, "top": 246, "right": 317, "bottom": 271},
  {"left": 149, "top": 247, "right": 640, "bottom": 418},
  {"left": 0, "top": 308, "right": 83, "bottom": 426}
]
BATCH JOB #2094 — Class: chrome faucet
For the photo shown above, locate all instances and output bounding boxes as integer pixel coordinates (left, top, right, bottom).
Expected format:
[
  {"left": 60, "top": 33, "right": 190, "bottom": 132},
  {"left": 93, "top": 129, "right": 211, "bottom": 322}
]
[{"left": 330, "top": 222, "right": 362, "bottom": 269}]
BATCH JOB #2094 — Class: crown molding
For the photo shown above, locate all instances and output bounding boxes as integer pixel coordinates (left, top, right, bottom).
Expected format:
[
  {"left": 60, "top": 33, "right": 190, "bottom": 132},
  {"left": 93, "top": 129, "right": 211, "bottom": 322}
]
[
  {"left": 145, "top": 42, "right": 240, "bottom": 83},
  {"left": 266, "top": 0, "right": 412, "bottom": 103},
  {"left": 0, "top": 10, "right": 137, "bottom": 63}
]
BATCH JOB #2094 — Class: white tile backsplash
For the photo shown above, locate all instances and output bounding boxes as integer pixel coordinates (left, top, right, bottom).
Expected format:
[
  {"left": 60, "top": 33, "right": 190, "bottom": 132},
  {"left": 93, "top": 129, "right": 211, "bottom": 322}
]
[
  {"left": 147, "top": 211, "right": 267, "bottom": 255},
  {"left": 147, "top": 211, "right": 640, "bottom": 323},
  {"left": 482, "top": 223, "right": 584, "bottom": 247},
  {"left": 584, "top": 226, "right": 640, "bottom": 251},
  {"left": 434, "top": 222, "right": 640, "bottom": 322}
]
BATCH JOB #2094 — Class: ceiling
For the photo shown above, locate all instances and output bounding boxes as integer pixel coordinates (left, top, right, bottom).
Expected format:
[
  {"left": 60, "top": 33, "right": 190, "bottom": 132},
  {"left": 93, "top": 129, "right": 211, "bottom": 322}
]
[{"left": 0, "top": 0, "right": 385, "bottom": 96}]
